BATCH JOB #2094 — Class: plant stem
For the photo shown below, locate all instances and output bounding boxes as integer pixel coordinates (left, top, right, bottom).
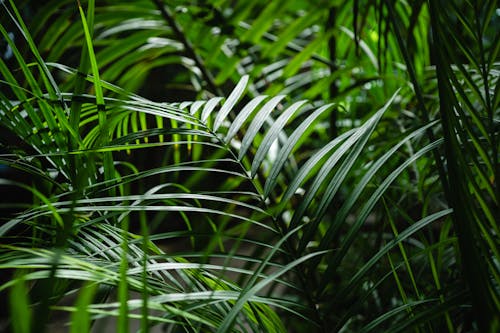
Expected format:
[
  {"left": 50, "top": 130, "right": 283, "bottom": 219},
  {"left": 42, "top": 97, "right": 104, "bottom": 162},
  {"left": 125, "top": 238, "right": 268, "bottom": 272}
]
[
  {"left": 152, "top": 0, "right": 223, "bottom": 96},
  {"left": 327, "top": 7, "right": 339, "bottom": 138}
]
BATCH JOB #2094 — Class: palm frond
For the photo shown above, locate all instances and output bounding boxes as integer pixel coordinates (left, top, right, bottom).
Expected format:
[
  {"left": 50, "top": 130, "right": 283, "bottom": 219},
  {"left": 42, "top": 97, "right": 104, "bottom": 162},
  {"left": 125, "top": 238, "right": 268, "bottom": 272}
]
[{"left": 1, "top": 0, "right": 498, "bottom": 332}]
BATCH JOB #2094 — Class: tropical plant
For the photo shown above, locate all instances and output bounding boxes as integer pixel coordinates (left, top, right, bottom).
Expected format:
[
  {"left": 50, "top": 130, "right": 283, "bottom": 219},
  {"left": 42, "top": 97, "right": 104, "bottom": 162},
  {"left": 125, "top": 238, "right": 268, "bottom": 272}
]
[{"left": 0, "top": 0, "right": 498, "bottom": 332}]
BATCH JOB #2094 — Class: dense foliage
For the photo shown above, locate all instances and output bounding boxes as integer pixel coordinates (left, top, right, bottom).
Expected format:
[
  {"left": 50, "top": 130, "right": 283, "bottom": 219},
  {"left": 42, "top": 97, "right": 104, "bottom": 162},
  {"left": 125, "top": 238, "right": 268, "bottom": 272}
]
[{"left": 0, "top": 0, "right": 498, "bottom": 332}]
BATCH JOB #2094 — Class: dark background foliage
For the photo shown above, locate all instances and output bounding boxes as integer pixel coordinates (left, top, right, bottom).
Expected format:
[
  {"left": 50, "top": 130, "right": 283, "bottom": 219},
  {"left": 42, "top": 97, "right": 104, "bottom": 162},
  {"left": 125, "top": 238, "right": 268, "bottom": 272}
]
[{"left": 0, "top": 0, "right": 498, "bottom": 332}]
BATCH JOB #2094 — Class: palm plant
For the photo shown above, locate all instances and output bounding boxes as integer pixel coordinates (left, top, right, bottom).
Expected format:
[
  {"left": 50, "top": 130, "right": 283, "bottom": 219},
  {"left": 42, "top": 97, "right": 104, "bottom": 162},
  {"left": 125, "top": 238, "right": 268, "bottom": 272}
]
[
  {"left": 427, "top": 2, "right": 499, "bottom": 331},
  {"left": 0, "top": 0, "right": 498, "bottom": 332}
]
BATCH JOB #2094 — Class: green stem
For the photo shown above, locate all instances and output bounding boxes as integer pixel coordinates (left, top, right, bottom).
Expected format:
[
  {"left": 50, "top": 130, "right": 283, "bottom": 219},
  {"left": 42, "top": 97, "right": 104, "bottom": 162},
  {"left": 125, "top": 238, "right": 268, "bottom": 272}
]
[{"left": 151, "top": 0, "right": 223, "bottom": 96}]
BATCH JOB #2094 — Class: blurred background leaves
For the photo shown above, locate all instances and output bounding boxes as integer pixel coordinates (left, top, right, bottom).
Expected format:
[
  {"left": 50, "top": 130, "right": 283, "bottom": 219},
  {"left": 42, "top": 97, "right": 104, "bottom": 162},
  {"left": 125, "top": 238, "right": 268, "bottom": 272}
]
[{"left": 0, "top": 0, "right": 498, "bottom": 332}]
